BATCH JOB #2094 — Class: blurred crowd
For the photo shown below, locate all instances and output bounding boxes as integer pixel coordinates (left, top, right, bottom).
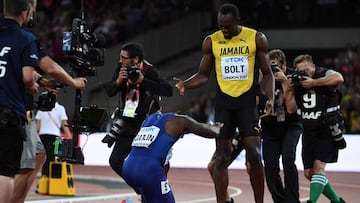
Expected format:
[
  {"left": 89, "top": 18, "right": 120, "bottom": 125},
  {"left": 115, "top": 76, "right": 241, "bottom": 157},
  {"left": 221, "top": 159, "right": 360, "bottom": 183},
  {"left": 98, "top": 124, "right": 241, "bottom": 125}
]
[
  {"left": 334, "top": 43, "right": 360, "bottom": 133},
  {"left": 27, "top": 0, "right": 207, "bottom": 62},
  {"left": 1, "top": 0, "right": 358, "bottom": 62}
]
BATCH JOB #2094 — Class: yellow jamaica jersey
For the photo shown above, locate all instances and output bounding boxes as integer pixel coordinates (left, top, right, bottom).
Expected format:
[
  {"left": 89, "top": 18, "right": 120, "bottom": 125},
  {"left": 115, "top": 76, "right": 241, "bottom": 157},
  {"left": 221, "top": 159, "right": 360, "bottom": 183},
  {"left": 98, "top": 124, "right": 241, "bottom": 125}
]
[{"left": 211, "top": 27, "right": 257, "bottom": 97}]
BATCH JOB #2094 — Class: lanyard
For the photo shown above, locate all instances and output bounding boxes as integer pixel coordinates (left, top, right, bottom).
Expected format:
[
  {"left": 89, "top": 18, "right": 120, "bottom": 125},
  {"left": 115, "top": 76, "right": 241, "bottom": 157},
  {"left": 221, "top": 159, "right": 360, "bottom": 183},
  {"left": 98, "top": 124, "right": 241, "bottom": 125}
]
[{"left": 126, "top": 83, "right": 140, "bottom": 101}]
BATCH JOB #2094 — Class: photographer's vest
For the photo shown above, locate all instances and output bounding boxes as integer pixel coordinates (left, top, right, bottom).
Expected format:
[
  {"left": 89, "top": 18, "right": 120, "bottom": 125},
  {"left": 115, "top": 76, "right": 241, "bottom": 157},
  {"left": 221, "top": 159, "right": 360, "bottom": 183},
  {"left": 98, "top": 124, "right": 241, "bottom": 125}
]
[
  {"left": 211, "top": 27, "right": 257, "bottom": 97},
  {"left": 295, "top": 67, "right": 340, "bottom": 131}
]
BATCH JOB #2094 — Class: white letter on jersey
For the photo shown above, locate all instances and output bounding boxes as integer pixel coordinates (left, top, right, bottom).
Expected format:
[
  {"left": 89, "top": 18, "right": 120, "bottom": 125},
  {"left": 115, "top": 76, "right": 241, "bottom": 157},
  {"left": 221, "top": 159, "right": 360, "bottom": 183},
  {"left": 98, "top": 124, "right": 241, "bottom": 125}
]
[{"left": 0, "top": 47, "right": 11, "bottom": 57}]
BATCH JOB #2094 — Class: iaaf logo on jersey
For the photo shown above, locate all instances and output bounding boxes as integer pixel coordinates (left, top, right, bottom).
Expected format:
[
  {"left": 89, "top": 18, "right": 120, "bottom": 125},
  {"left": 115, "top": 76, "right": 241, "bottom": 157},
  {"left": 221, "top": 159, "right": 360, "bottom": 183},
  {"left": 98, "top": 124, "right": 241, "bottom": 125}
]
[{"left": 302, "top": 111, "right": 322, "bottom": 119}]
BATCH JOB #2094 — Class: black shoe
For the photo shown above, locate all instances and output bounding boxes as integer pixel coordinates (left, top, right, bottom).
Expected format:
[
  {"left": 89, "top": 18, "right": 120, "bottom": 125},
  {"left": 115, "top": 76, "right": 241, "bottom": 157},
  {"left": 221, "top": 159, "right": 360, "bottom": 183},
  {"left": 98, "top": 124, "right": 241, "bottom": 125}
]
[
  {"left": 225, "top": 197, "right": 234, "bottom": 203},
  {"left": 307, "top": 201, "right": 313, "bottom": 203},
  {"left": 331, "top": 197, "right": 345, "bottom": 203}
]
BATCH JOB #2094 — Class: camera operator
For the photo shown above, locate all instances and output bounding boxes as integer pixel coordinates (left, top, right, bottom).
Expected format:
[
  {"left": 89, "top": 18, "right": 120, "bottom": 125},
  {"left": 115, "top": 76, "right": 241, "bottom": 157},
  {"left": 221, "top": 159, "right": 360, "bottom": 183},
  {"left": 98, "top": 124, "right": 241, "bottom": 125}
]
[
  {"left": 260, "top": 49, "right": 302, "bottom": 203},
  {"left": 287, "top": 54, "right": 345, "bottom": 203},
  {"left": 0, "top": 0, "right": 40, "bottom": 202},
  {"left": 102, "top": 42, "right": 173, "bottom": 179},
  {"left": 10, "top": 0, "right": 88, "bottom": 201}
]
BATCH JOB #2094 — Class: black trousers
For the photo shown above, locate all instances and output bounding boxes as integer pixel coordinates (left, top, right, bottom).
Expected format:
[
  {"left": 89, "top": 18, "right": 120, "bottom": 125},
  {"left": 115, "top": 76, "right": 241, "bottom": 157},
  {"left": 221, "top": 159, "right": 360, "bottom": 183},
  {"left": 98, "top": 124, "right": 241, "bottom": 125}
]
[
  {"left": 109, "top": 120, "right": 142, "bottom": 178},
  {"left": 262, "top": 121, "right": 302, "bottom": 203}
]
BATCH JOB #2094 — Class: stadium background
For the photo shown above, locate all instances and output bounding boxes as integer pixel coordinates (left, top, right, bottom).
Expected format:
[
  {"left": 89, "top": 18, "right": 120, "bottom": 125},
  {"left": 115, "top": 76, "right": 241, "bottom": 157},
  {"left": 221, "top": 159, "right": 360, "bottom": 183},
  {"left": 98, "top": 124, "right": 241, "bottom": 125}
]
[{"left": 1, "top": 1, "right": 360, "bottom": 202}]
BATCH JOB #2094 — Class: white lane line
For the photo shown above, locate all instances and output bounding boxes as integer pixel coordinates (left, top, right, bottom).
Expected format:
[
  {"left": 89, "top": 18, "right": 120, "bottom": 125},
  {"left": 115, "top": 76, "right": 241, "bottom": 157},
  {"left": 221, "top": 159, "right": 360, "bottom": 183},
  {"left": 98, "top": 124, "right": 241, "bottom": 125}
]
[
  {"left": 178, "top": 185, "right": 242, "bottom": 203},
  {"left": 25, "top": 193, "right": 137, "bottom": 203}
]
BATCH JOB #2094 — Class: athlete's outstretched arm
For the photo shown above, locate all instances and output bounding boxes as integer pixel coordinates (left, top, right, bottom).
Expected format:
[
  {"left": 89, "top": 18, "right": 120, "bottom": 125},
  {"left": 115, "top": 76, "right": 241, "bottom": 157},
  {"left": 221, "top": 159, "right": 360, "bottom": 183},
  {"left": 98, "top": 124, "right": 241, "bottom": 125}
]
[{"left": 174, "top": 36, "right": 214, "bottom": 95}]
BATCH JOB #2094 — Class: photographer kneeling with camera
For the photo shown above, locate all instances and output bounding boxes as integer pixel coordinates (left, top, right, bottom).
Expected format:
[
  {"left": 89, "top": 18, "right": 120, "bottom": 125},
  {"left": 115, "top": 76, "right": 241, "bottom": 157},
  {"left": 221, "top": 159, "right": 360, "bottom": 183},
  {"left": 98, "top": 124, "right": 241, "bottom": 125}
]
[
  {"left": 102, "top": 42, "right": 173, "bottom": 182},
  {"left": 286, "top": 54, "right": 346, "bottom": 203}
]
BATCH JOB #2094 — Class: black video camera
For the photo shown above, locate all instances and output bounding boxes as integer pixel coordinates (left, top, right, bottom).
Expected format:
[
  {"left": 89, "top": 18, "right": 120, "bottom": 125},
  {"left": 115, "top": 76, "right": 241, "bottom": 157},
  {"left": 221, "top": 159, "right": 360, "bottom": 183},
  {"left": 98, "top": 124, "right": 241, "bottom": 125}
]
[
  {"left": 127, "top": 64, "right": 140, "bottom": 82},
  {"left": 63, "top": 17, "right": 105, "bottom": 76},
  {"left": 36, "top": 91, "right": 56, "bottom": 111}
]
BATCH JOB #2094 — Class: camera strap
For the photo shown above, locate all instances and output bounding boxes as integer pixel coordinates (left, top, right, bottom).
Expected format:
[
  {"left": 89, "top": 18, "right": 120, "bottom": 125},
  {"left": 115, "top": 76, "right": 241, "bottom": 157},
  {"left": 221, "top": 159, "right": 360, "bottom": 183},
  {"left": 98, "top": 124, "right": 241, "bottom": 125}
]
[{"left": 47, "top": 112, "right": 60, "bottom": 129}]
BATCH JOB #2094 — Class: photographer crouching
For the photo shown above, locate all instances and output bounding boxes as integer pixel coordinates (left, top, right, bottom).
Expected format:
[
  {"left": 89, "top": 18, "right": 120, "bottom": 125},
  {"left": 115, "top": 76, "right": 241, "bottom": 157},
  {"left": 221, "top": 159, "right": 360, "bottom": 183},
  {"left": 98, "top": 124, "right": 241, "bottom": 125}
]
[
  {"left": 102, "top": 42, "right": 173, "bottom": 179},
  {"left": 286, "top": 54, "right": 346, "bottom": 203}
]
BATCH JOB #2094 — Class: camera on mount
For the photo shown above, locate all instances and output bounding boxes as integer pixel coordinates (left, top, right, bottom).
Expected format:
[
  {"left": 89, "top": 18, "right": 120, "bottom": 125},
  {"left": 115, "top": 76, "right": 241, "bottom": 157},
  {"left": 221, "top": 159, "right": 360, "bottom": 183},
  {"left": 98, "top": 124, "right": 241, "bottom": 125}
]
[
  {"left": 127, "top": 64, "right": 140, "bottom": 82},
  {"left": 62, "top": 18, "right": 105, "bottom": 77}
]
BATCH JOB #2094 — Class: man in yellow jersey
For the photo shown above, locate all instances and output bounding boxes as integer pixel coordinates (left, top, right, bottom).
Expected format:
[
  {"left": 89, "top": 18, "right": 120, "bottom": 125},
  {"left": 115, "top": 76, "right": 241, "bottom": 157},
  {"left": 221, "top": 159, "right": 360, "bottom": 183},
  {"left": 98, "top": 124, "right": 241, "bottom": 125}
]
[{"left": 174, "top": 3, "right": 274, "bottom": 203}]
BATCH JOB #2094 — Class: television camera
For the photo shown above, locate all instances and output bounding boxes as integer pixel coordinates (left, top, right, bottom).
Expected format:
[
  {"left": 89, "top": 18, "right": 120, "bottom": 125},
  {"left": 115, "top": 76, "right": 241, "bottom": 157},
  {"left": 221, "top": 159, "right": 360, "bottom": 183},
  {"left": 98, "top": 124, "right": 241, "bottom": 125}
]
[
  {"left": 58, "top": 1, "right": 107, "bottom": 164},
  {"left": 62, "top": 13, "right": 105, "bottom": 76}
]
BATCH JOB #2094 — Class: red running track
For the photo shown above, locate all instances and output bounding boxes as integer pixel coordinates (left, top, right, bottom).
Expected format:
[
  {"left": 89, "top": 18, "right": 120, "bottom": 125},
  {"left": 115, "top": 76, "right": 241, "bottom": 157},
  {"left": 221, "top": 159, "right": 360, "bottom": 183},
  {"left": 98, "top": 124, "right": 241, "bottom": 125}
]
[{"left": 25, "top": 165, "right": 360, "bottom": 203}]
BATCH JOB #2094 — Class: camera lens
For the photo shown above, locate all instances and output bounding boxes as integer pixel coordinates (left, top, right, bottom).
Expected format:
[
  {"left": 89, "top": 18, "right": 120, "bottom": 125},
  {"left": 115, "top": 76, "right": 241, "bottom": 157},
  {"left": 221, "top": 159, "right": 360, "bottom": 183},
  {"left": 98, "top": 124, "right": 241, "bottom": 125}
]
[{"left": 127, "top": 65, "right": 140, "bottom": 82}]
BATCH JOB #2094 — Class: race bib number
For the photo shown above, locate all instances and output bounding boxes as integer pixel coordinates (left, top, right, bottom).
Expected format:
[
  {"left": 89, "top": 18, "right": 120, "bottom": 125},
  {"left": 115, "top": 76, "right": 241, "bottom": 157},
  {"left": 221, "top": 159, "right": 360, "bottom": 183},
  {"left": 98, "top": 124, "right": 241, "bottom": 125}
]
[
  {"left": 221, "top": 56, "right": 249, "bottom": 80},
  {"left": 132, "top": 126, "right": 160, "bottom": 148},
  {"left": 161, "top": 179, "right": 171, "bottom": 194}
]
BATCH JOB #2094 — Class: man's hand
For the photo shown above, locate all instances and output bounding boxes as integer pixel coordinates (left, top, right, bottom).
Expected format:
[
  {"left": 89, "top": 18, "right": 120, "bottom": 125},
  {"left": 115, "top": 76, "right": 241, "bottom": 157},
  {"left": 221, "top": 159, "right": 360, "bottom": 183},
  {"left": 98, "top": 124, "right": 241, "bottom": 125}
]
[
  {"left": 173, "top": 77, "right": 185, "bottom": 96},
  {"left": 116, "top": 66, "right": 128, "bottom": 86},
  {"left": 208, "top": 122, "right": 224, "bottom": 134},
  {"left": 264, "top": 99, "right": 274, "bottom": 116},
  {"left": 300, "top": 76, "right": 315, "bottom": 89},
  {"left": 26, "top": 83, "right": 39, "bottom": 95},
  {"left": 72, "top": 77, "right": 87, "bottom": 91},
  {"left": 274, "top": 70, "right": 287, "bottom": 83},
  {"left": 40, "top": 78, "right": 57, "bottom": 89}
]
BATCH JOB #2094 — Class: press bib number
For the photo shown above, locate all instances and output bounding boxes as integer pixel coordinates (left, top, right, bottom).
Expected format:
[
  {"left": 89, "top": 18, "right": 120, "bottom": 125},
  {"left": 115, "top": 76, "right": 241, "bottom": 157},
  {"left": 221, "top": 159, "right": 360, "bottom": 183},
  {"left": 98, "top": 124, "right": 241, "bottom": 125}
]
[
  {"left": 132, "top": 126, "right": 160, "bottom": 148},
  {"left": 122, "top": 99, "right": 138, "bottom": 118},
  {"left": 221, "top": 56, "right": 249, "bottom": 80}
]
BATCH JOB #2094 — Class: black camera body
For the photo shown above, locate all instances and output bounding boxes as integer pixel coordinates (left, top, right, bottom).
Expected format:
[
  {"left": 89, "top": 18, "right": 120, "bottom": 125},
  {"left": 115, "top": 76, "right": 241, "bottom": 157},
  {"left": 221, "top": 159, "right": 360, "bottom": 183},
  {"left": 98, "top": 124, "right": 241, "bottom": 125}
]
[
  {"left": 289, "top": 69, "right": 308, "bottom": 87},
  {"left": 37, "top": 92, "right": 56, "bottom": 111},
  {"left": 127, "top": 64, "right": 140, "bottom": 82},
  {"left": 270, "top": 62, "right": 280, "bottom": 73},
  {"left": 63, "top": 18, "right": 105, "bottom": 76}
]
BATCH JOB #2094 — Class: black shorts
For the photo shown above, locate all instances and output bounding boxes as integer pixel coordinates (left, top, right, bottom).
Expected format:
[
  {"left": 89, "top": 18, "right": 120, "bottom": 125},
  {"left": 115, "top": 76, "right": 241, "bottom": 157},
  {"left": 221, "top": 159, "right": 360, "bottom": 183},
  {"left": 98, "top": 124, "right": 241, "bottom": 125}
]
[
  {"left": 302, "top": 127, "right": 338, "bottom": 169},
  {"left": 215, "top": 106, "right": 259, "bottom": 140},
  {"left": 0, "top": 109, "right": 24, "bottom": 177}
]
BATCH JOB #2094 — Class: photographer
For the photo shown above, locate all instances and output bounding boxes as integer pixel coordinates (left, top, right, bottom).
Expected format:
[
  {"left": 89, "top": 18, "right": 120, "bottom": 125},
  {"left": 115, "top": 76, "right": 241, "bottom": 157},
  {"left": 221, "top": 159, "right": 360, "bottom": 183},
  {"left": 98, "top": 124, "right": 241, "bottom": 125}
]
[
  {"left": 287, "top": 54, "right": 345, "bottom": 203},
  {"left": 102, "top": 42, "right": 173, "bottom": 179},
  {"left": 260, "top": 49, "right": 302, "bottom": 203}
]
